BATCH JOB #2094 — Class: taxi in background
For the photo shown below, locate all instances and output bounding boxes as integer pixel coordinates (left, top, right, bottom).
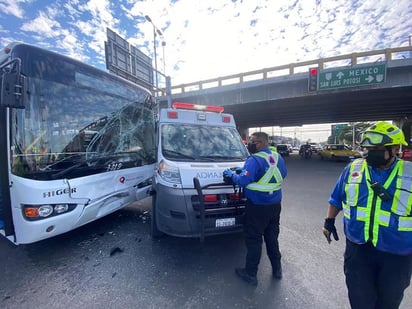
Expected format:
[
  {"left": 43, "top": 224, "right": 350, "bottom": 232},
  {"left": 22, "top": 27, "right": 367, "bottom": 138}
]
[{"left": 318, "top": 144, "right": 362, "bottom": 162}]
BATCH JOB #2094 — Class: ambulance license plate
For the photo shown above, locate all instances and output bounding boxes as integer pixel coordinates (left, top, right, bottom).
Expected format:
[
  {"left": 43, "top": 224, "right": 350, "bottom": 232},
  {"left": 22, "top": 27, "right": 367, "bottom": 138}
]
[{"left": 216, "top": 218, "right": 235, "bottom": 227}]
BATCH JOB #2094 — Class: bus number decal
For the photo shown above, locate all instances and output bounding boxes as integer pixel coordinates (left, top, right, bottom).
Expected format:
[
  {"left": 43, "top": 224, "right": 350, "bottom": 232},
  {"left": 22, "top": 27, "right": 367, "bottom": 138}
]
[{"left": 107, "top": 162, "right": 123, "bottom": 171}]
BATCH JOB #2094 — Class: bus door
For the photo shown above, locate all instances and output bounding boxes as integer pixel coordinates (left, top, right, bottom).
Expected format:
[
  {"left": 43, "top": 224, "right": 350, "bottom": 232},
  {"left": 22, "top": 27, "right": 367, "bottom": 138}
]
[
  {"left": 0, "top": 106, "right": 14, "bottom": 239},
  {"left": 0, "top": 58, "right": 27, "bottom": 241}
]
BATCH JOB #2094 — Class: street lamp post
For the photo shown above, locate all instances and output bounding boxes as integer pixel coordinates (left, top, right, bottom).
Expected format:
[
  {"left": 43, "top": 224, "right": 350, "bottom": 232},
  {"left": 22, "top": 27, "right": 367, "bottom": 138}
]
[
  {"left": 162, "top": 40, "right": 166, "bottom": 75},
  {"left": 145, "top": 15, "right": 162, "bottom": 92},
  {"left": 144, "top": 15, "right": 172, "bottom": 108}
]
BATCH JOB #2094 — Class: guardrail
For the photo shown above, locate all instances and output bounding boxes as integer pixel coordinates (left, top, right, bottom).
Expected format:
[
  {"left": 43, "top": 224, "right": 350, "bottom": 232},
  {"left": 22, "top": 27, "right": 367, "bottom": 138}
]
[{"left": 158, "top": 46, "right": 412, "bottom": 96}]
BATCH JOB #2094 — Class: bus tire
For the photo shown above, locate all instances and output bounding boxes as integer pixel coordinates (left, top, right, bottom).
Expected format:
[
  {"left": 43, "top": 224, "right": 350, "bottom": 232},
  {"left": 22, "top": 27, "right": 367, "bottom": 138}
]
[{"left": 151, "top": 194, "right": 164, "bottom": 239}]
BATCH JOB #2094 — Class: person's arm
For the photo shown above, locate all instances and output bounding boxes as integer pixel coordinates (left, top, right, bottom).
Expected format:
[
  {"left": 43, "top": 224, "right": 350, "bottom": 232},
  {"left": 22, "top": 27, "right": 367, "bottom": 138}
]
[
  {"left": 325, "top": 203, "right": 340, "bottom": 219},
  {"left": 231, "top": 157, "right": 257, "bottom": 187},
  {"left": 322, "top": 165, "right": 349, "bottom": 244},
  {"left": 322, "top": 204, "right": 341, "bottom": 244}
]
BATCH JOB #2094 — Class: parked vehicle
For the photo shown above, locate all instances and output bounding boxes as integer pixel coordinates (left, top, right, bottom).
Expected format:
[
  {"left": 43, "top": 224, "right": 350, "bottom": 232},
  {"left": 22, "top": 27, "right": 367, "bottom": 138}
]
[
  {"left": 309, "top": 142, "right": 321, "bottom": 153},
  {"left": 318, "top": 144, "right": 362, "bottom": 162},
  {"left": 151, "top": 102, "right": 249, "bottom": 240},
  {"left": 276, "top": 144, "right": 290, "bottom": 157},
  {"left": 0, "top": 42, "right": 156, "bottom": 244}
]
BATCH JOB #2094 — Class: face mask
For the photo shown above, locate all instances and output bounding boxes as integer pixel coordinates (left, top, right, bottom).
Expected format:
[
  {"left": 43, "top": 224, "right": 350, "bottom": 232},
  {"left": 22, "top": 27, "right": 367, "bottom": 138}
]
[
  {"left": 365, "top": 149, "right": 390, "bottom": 168},
  {"left": 247, "top": 142, "right": 257, "bottom": 154}
]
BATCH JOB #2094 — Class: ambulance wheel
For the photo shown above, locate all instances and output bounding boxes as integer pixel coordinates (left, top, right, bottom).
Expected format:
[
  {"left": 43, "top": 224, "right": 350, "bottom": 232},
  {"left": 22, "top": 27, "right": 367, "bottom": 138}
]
[{"left": 151, "top": 194, "right": 164, "bottom": 239}]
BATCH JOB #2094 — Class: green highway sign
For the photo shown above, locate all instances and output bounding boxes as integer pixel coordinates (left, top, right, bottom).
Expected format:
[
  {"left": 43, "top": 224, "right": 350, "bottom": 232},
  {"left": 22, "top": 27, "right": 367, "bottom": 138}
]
[
  {"left": 331, "top": 123, "right": 348, "bottom": 136},
  {"left": 317, "top": 63, "right": 386, "bottom": 90}
]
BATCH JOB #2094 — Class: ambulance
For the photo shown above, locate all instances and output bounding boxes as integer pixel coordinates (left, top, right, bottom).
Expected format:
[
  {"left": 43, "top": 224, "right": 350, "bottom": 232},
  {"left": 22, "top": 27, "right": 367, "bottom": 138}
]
[{"left": 151, "top": 102, "right": 248, "bottom": 240}]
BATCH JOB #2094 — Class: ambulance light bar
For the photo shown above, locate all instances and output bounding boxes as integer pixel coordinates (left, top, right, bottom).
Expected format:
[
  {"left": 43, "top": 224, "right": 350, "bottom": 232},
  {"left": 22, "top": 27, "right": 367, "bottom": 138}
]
[{"left": 172, "top": 102, "right": 224, "bottom": 113}]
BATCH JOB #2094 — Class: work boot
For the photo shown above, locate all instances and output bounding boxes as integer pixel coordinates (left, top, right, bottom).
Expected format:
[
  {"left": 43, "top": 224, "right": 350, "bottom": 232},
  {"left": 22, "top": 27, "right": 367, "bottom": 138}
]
[
  {"left": 272, "top": 259, "right": 282, "bottom": 279},
  {"left": 235, "top": 268, "right": 258, "bottom": 286},
  {"left": 272, "top": 265, "right": 282, "bottom": 279}
]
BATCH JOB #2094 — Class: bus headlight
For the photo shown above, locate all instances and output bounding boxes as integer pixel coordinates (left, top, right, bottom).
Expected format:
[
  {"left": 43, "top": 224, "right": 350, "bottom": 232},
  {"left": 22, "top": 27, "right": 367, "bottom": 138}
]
[
  {"left": 23, "top": 203, "right": 76, "bottom": 220},
  {"left": 38, "top": 205, "right": 54, "bottom": 217},
  {"left": 54, "top": 204, "right": 69, "bottom": 214}
]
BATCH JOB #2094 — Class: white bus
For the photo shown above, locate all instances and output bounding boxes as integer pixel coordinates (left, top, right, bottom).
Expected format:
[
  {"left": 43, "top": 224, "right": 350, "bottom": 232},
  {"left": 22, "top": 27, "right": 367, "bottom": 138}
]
[{"left": 0, "top": 43, "right": 156, "bottom": 244}]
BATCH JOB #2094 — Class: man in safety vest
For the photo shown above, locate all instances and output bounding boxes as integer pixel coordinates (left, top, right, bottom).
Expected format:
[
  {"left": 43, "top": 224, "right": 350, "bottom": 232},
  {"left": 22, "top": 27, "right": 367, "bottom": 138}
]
[
  {"left": 322, "top": 121, "right": 412, "bottom": 308},
  {"left": 223, "top": 132, "right": 287, "bottom": 286}
]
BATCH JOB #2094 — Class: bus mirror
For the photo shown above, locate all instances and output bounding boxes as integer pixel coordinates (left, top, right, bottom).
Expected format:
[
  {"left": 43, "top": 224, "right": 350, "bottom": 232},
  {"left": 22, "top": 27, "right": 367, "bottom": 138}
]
[{"left": 1, "top": 72, "right": 27, "bottom": 109}]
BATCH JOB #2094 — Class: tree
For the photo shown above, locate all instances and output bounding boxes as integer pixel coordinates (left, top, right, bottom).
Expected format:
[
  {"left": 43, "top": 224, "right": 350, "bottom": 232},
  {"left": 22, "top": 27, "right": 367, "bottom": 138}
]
[{"left": 337, "top": 122, "right": 373, "bottom": 146}]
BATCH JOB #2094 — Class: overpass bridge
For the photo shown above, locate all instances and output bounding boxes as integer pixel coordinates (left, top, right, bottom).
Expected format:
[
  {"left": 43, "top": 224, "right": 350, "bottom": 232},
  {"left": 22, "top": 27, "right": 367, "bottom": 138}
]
[{"left": 158, "top": 46, "right": 412, "bottom": 140}]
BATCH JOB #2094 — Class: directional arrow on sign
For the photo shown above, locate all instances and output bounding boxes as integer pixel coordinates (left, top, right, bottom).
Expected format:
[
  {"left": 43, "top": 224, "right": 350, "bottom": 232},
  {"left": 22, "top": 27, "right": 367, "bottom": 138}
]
[{"left": 317, "top": 63, "right": 386, "bottom": 90}]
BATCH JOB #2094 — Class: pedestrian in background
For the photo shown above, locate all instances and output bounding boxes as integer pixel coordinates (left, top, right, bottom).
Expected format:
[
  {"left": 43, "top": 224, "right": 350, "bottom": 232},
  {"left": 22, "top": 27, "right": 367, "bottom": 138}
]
[
  {"left": 224, "top": 132, "right": 287, "bottom": 286},
  {"left": 322, "top": 121, "right": 412, "bottom": 309}
]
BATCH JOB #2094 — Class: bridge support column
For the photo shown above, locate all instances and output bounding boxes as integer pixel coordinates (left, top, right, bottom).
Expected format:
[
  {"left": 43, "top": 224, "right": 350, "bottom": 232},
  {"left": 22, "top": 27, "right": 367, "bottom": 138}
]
[
  {"left": 237, "top": 127, "right": 249, "bottom": 142},
  {"left": 401, "top": 121, "right": 412, "bottom": 146},
  {"left": 393, "top": 118, "right": 412, "bottom": 147}
]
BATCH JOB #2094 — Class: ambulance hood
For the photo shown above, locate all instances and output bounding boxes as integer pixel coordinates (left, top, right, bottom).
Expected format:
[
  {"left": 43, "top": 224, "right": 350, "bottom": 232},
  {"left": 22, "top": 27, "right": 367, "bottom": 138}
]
[{"left": 177, "top": 161, "right": 244, "bottom": 187}]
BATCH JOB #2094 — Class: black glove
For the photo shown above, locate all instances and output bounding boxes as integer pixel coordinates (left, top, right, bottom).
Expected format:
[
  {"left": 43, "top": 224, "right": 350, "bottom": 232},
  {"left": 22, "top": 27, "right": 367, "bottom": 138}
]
[
  {"left": 232, "top": 167, "right": 243, "bottom": 174},
  {"left": 322, "top": 218, "right": 339, "bottom": 244}
]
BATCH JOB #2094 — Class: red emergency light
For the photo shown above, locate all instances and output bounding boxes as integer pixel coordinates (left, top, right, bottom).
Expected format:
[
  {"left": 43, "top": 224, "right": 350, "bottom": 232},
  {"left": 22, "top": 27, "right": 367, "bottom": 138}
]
[
  {"left": 222, "top": 115, "right": 231, "bottom": 123},
  {"left": 167, "top": 111, "right": 178, "bottom": 119},
  {"left": 172, "top": 102, "right": 224, "bottom": 113}
]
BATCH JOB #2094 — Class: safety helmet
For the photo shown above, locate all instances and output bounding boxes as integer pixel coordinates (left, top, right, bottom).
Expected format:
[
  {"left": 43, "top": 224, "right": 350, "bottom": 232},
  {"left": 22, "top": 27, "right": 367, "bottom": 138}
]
[{"left": 359, "top": 121, "right": 408, "bottom": 147}]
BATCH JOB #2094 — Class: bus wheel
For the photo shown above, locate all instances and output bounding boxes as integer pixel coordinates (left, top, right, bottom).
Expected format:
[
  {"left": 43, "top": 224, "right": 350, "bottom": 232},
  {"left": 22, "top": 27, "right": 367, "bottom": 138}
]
[{"left": 151, "top": 194, "right": 164, "bottom": 239}]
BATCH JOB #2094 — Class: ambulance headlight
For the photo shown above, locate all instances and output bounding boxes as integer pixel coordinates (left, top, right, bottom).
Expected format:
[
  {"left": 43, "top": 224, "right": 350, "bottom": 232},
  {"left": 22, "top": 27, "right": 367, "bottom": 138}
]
[{"left": 158, "top": 160, "right": 181, "bottom": 184}]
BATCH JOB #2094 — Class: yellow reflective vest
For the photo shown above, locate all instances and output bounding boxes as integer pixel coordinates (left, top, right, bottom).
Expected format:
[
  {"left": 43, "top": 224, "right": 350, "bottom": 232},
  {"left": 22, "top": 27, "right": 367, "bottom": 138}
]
[
  {"left": 342, "top": 158, "right": 412, "bottom": 255},
  {"left": 246, "top": 151, "right": 284, "bottom": 193}
]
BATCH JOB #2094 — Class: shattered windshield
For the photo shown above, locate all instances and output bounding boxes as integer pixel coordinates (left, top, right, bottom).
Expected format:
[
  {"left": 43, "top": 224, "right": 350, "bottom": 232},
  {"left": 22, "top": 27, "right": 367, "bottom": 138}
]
[
  {"left": 161, "top": 124, "right": 248, "bottom": 161},
  {"left": 10, "top": 64, "right": 156, "bottom": 180}
]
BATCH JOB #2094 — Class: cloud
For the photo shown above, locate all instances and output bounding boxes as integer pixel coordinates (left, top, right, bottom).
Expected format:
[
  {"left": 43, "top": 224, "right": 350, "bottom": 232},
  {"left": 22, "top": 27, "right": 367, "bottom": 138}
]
[
  {"left": 1, "top": 0, "right": 410, "bottom": 141},
  {"left": 0, "top": 0, "right": 25, "bottom": 18},
  {"left": 20, "top": 11, "right": 61, "bottom": 38},
  {"left": 2, "top": 0, "right": 411, "bottom": 86}
]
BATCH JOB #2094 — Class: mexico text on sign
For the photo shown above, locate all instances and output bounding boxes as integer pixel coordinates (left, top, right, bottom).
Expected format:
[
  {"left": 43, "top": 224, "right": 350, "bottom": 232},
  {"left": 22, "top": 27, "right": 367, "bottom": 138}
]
[{"left": 318, "top": 63, "right": 386, "bottom": 90}]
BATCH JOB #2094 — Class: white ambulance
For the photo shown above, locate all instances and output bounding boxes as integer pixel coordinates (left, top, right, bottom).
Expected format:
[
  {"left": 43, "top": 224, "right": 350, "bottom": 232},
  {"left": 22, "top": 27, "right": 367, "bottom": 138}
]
[{"left": 151, "top": 102, "right": 248, "bottom": 240}]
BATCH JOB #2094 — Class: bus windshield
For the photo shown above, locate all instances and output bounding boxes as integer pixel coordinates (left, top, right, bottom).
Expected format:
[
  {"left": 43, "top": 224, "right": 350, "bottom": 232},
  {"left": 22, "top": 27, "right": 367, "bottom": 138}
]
[{"left": 9, "top": 45, "right": 156, "bottom": 180}]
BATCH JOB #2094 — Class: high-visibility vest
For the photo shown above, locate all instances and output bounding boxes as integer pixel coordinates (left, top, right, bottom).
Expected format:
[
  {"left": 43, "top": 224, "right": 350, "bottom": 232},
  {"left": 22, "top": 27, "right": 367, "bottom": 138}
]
[
  {"left": 246, "top": 151, "right": 283, "bottom": 193},
  {"left": 343, "top": 158, "right": 412, "bottom": 255}
]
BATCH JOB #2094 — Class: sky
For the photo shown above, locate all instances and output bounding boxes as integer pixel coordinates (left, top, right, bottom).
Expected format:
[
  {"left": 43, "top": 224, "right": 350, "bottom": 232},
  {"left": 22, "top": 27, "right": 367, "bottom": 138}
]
[{"left": 0, "top": 0, "right": 411, "bottom": 141}]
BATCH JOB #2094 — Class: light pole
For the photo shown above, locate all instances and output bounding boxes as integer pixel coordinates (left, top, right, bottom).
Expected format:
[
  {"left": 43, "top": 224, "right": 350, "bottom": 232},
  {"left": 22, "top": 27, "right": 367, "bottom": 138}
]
[
  {"left": 161, "top": 41, "right": 166, "bottom": 75},
  {"left": 144, "top": 15, "right": 172, "bottom": 108},
  {"left": 145, "top": 15, "right": 162, "bottom": 92},
  {"left": 409, "top": 35, "right": 412, "bottom": 59}
]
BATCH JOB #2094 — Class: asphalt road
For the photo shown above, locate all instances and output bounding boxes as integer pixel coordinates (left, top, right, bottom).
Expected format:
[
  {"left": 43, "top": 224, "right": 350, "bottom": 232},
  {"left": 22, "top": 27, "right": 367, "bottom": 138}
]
[{"left": 1, "top": 153, "right": 411, "bottom": 309}]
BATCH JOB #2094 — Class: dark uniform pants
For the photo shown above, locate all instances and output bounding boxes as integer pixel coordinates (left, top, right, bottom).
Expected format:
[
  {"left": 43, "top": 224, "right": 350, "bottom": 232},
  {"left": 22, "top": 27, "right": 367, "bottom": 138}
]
[
  {"left": 344, "top": 239, "right": 412, "bottom": 309},
  {"left": 244, "top": 201, "right": 281, "bottom": 276}
]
